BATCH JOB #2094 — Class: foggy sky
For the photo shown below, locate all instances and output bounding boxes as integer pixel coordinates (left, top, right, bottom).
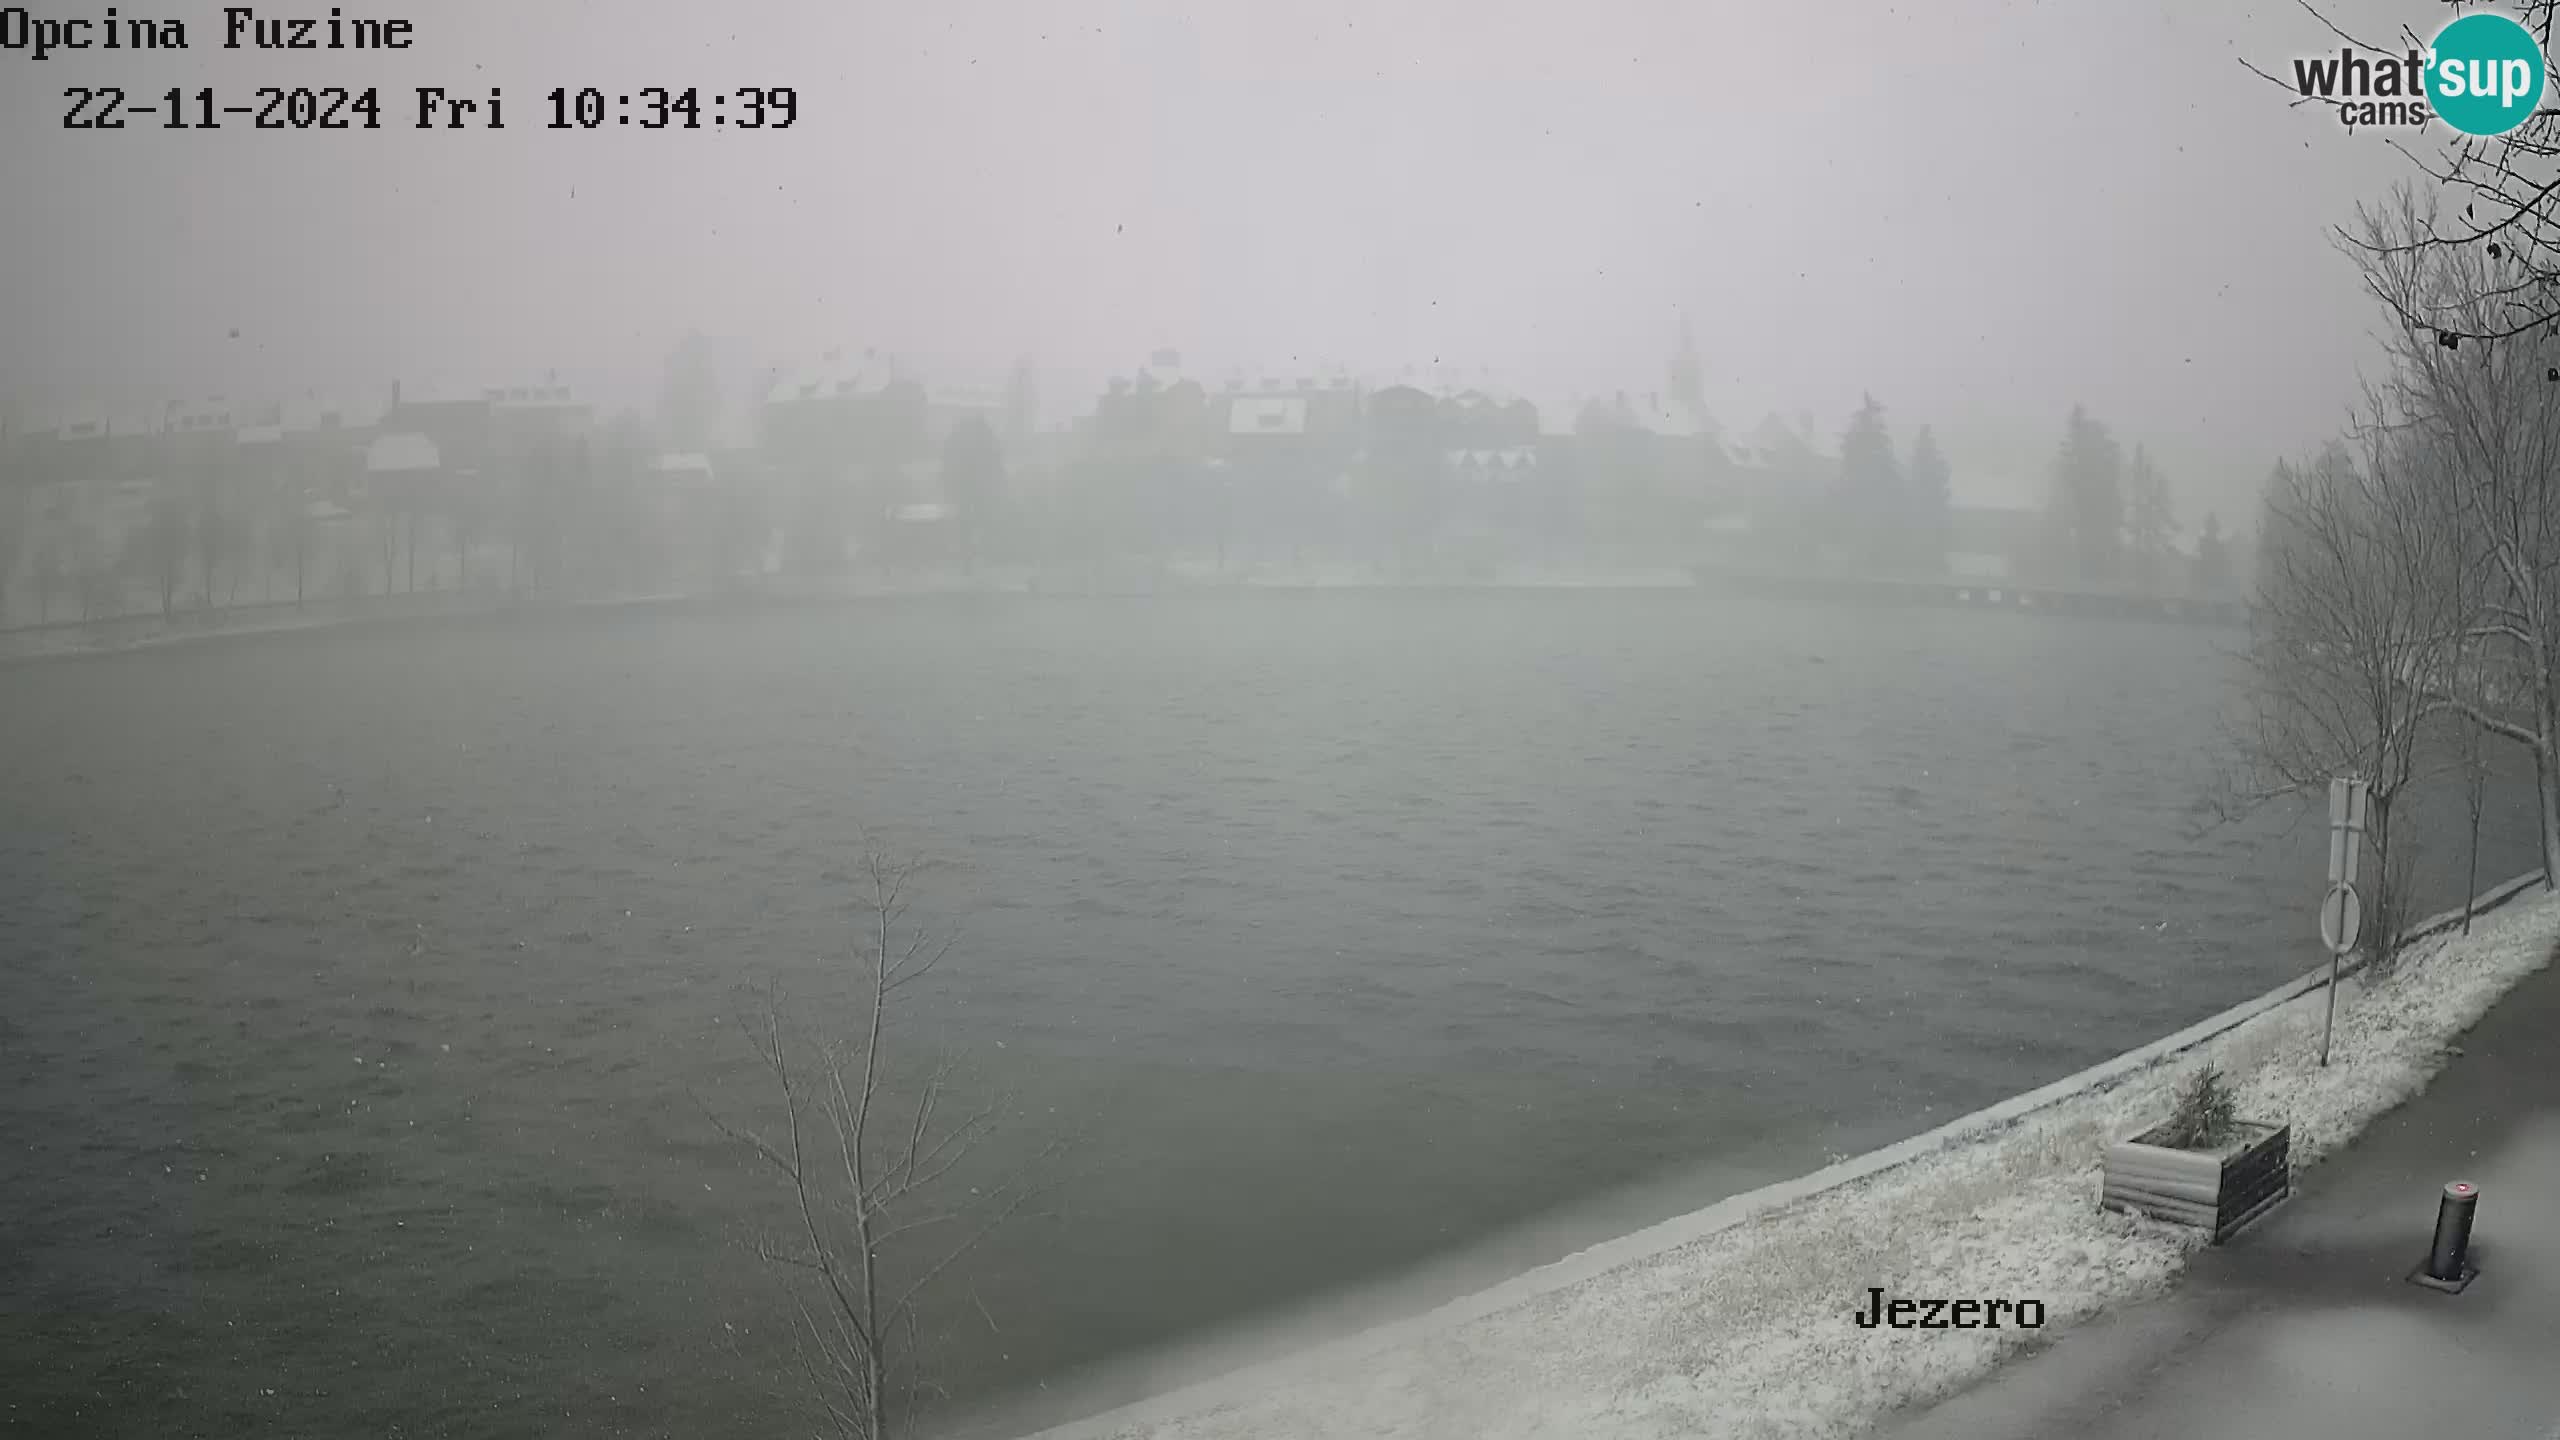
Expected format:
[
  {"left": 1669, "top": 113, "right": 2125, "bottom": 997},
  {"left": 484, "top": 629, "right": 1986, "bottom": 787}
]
[{"left": 0, "top": 0, "right": 2452, "bottom": 514}]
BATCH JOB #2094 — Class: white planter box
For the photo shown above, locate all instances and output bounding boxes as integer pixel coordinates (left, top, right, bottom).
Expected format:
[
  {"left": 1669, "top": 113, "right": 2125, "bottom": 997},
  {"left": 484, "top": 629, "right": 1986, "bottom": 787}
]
[{"left": 2100, "top": 1120, "right": 2290, "bottom": 1243}]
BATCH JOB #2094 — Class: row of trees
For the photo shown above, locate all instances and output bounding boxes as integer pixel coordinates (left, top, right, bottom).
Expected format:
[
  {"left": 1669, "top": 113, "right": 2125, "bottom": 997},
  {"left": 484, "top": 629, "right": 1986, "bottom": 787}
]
[
  {"left": 0, "top": 410, "right": 756, "bottom": 629},
  {"left": 1831, "top": 394, "right": 1954, "bottom": 572},
  {"left": 2236, "top": 189, "right": 2560, "bottom": 955},
  {"left": 6, "top": 335, "right": 2261, "bottom": 625},
  {"left": 2040, "top": 407, "right": 2224, "bottom": 594}
]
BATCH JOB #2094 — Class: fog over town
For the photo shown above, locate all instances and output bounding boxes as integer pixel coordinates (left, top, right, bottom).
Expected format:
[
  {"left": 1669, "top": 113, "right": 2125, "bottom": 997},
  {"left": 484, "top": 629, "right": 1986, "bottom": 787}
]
[
  {"left": 12, "top": 3, "right": 2560, "bottom": 1440},
  {"left": 2, "top": 0, "right": 2432, "bottom": 512}
]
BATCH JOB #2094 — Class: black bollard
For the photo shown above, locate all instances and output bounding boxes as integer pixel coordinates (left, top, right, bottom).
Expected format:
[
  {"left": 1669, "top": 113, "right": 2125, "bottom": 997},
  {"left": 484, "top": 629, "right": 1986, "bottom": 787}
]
[
  {"left": 2428, "top": 1182, "right": 2479, "bottom": 1280},
  {"left": 2411, "top": 1181, "right": 2481, "bottom": 1292}
]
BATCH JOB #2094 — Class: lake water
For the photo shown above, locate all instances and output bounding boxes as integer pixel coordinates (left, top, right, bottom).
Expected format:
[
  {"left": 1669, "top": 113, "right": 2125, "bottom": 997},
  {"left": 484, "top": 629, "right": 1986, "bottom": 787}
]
[{"left": 0, "top": 588, "right": 2536, "bottom": 1439}]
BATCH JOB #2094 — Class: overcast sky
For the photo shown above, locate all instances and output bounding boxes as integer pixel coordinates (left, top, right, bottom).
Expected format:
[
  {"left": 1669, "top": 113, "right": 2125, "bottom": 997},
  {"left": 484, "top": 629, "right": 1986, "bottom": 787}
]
[{"left": 0, "top": 0, "right": 2461, "bottom": 514}]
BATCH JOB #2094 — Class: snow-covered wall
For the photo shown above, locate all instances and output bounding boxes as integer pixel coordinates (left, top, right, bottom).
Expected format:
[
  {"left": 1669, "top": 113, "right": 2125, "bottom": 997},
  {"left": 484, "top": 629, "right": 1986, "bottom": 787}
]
[{"left": 1018, "top": 871, "right": 2554, "bottom": 1440}]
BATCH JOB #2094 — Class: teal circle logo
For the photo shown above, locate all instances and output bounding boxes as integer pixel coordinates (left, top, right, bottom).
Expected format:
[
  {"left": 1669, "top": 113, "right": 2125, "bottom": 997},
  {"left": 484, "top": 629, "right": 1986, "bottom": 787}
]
[{"left": 2430, "top": 13, "right": 2547, "bottom": 136}]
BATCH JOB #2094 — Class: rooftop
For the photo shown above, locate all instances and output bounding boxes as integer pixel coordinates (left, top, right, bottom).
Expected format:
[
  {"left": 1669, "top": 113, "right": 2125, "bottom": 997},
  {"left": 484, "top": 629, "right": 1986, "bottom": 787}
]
[
  {"left": 764, "top": 349, "right": 901, "bottom": 406},
  {"left": 1229, "top": 395, "right": 1309, "bottom": 436},
  {"left": 365, "top": 432, "right": 441, "bottom": 474}
]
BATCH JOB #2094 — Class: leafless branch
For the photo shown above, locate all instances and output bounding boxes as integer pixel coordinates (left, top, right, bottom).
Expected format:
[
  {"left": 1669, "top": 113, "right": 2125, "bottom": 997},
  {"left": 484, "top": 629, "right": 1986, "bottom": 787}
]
[{"left": 698, "top": 843, "right": 1072, "bottom": 1439}]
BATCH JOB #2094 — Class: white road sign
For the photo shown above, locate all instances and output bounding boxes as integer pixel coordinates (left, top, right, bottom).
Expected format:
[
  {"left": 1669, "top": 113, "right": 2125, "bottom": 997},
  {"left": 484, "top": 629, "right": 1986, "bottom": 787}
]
[
  {"left": 2328, "top": 777, "right": 2369, "bottom": 887},
  {"left": 2320, "top": 881, "right": 2364, "bottom": 954}
]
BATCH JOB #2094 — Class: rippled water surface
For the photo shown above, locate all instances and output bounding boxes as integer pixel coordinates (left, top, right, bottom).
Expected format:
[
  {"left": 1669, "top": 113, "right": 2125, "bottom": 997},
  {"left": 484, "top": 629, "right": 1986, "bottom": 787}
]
[{"left": 0, "top": 589, "right": 2536, "bottom": 1437}]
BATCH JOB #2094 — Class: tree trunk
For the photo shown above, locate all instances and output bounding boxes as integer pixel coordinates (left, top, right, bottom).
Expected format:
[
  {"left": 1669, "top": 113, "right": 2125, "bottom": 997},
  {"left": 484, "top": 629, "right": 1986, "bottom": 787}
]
[
  {"left": 2365, "top": 792, "right": 2396, "bottom": 968},
  {"left": 199, "top": 500, "right": 217, "bottom": 611},
  {"left": 2537, "top": 739, "right": 2560, "bottom": 890},
  {"left": 2467, "top": 779, "right": 2485, "bottom": 934}
]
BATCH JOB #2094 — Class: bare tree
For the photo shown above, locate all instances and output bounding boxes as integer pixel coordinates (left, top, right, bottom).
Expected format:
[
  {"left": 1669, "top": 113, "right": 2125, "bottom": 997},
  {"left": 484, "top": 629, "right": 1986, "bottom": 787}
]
[
  {"left": 273, "top": 481, "right": 313, "bottom": 608},
  {"left": 0, "top": 470, "right": 23, "bottom": 628},
  {"left": 2230, "top": 421, "right": 2467, "bottom": 964},
  {"left": 2356, "top": 189, "right": 2560, "bottom": 882},
  {"left": 58, "top": 519, "right": 110, "bottom": 621},
  {"left": 134, "top": 486, "right": 192, "bottom": 617},
  {"left": 194, "top": 457, "right": 223, "bottom": 610},
  {"left": 698, "top": 852, "right": 1065, "bottom": 1440},
  {"left": 2250, "top": 3, "right": 2560, "bottom": 344},
  {"left": 29, "top": 507, "right": 60, "bottom": 623},
  {"left": 2462, "top": 691, "right": 2491, "bottom": 931}
]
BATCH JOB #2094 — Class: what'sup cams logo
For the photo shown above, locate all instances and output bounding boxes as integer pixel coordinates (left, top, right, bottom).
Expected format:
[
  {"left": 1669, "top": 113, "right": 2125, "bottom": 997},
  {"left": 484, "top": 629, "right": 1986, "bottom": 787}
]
[{"left": 2287, "top": 11, "right": 2550, "bottom": 134}]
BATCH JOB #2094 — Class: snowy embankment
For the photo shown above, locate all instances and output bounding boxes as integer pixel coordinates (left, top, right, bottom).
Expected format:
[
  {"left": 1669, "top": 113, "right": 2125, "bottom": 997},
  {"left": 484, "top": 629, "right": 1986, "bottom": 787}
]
[
  {"left": 0, "top": 587, "right": 702, "bottom": 664},
  {"left": 1037, "top": 880, "right": 2560, "bottom": 1440}
]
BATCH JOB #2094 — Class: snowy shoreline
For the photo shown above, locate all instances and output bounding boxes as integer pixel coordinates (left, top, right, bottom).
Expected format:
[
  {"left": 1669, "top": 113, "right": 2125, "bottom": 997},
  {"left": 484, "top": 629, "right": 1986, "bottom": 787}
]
[
  {"left": 1017, "top": 873, "right": 2557, "bottom": 1440},
  {"left": 0, "top": 570, "right": 1709, "bottom": 664}
]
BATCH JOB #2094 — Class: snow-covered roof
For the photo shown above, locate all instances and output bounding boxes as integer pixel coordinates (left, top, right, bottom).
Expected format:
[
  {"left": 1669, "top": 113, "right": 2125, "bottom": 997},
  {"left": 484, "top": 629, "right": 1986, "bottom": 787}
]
[
  {"left": 1444, "top": 447, "right": 1539, "bottom": 470},
  {"left": 485, "top": 383, "right": 577, "bottom": 409},
  {"left": 394, "top": 379, "right": 480, "bottom": 407},
  {"left": 166, "top": 399, "right": 235, "bottom": 434},
  {"left": 766, "top": 349, "right": 903, "bottom": 406},
  {"left": 281, "top": 388, "right": 388, "bottom": 432},
  {"left": 765, "top": 360, "right": 857, "bottom": 406},
  {"left": 650, "top": 452, "right": 714, "bottom": 475},
  {"left": 366, "top": 432, "right": 441, "bottom": 473},
  {"left": 1230, "top": 396, "right": 1308, "bottom": 436},
  {"left": 890, "top": 502, "right": 953, "bottom": 523}
]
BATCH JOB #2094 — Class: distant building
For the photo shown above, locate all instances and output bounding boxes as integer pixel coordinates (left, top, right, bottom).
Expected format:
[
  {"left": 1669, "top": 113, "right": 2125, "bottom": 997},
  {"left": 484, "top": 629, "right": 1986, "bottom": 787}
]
[
  {"left": 1442, "top": 446, "right": 1540, "bottom": 484},
  {"left": 1211, "top": 374, "right": 1362, "bottom": 457},
  {"left": 648, "top": 452, "right": 717, "bottom": 485},
  {"left": 1944, "top": 505, "right": 2043, "bottom": 581},
  {"left": 1087, "top": 362, "right": 1217, "bottom": 462},
  {"left": 365, "top": 432, "right": 442, "bottom": 477},
  {"left": 1213, "top": 374, "right": 1363, "bottom": 509},
  {"left": 1227, "top": 392, "right": 1306, "bottom": 438},
  {"left": 923, "top": 382, "right": 1008, "bottom": 455}
]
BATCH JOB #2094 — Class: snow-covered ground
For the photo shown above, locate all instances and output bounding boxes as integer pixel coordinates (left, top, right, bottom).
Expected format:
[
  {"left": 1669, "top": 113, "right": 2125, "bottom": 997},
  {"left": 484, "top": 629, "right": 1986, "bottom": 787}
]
[
  {"left": 0, "top": 587, "right": 703, "bottom": 664},
  {"left": 1036, "top": 887, "right": 2560, "bottom": 1440}
]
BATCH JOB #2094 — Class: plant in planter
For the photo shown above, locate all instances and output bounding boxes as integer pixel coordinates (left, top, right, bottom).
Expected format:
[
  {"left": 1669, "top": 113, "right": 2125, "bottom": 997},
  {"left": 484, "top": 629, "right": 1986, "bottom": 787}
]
[{"left": 2100, "top": 1065, "right": 2291, "bottom": 1243}]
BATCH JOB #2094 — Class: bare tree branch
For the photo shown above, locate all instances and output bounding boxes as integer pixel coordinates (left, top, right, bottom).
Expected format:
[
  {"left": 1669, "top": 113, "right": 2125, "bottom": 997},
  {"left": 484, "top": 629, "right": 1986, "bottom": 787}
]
[{"left": 700, "top": 843, "right": 1072, "bottom": 1439}]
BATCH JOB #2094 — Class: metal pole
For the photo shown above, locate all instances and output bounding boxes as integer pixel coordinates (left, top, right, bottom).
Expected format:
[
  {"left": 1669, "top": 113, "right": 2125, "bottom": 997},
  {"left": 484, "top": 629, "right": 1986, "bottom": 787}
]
[
  {"left": 2320, "top": 949, "right": 2338, "bottom": 1068},
  {"left": 2427, "top": 1181, "right": 2479, "bottom": 1282}
]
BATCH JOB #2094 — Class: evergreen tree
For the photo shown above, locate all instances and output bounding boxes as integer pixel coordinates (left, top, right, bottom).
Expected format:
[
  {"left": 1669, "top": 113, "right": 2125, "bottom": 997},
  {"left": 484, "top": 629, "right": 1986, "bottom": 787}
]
[
  {"left": 2126, "top": 443, "right": 2176, "bottom": 594},
  {"left": 1834, "top": 392, "right": 1901, "bottom": 569},
  {"left": 2047, "top": 406, "right": 2125, "bottom": 584},
  {"left": 2195, "top": 510, "right": 2232, "bottom": 596},
  {"left": 1906, "top": 425, "right": 1952, "bottom": 572}
]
